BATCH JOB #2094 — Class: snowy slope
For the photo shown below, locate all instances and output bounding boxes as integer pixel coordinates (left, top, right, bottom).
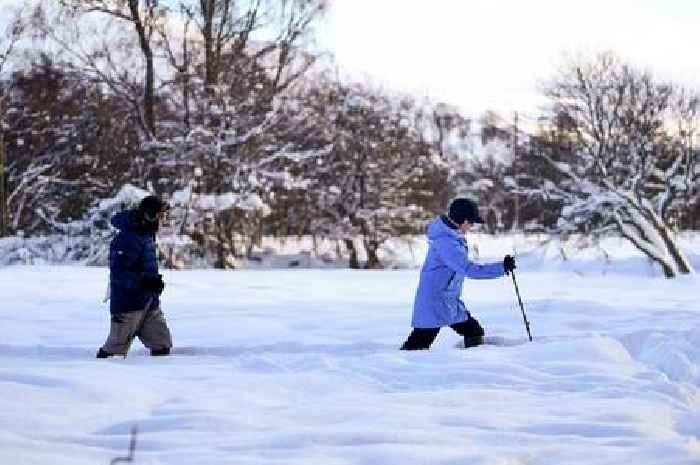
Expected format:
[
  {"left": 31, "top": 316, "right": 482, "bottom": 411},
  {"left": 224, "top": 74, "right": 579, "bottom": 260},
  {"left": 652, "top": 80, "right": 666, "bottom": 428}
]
[{"left": 1, "top": 264, "right": 699, "bottom": 465}]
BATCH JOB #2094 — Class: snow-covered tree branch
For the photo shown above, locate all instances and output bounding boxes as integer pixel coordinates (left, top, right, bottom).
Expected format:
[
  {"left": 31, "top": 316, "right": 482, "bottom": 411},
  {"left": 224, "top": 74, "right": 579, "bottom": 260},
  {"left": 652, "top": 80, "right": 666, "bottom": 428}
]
[{"left": 530, "top": 52, "right": 698, "bottom": 277}]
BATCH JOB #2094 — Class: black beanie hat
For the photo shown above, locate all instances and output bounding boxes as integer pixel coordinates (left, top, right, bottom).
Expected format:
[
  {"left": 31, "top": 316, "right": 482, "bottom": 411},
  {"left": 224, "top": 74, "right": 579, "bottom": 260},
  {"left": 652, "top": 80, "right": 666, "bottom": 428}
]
[
  {"left": 448, "top": 198, "right": 484, "bottom": 225},
  {"left": 138, "top": 195, "right": 168, "bottom": 223}
]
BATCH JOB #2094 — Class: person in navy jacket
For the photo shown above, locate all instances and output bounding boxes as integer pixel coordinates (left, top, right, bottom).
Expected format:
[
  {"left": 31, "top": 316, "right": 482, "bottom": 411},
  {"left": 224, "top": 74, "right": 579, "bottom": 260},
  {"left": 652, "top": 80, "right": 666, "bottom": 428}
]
[
  {"left": 401, "top": 198, "right": 516, "bottom": 350},
  {"left": 97, "top": 195, "right": 173, "bottom": 358}
]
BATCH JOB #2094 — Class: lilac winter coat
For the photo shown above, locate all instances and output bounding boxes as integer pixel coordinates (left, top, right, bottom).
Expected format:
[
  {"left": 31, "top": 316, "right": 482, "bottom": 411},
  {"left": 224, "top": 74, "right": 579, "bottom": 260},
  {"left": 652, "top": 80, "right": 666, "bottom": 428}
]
[{"left": 411, "top": 216, "right": 505, "bottom": 328}]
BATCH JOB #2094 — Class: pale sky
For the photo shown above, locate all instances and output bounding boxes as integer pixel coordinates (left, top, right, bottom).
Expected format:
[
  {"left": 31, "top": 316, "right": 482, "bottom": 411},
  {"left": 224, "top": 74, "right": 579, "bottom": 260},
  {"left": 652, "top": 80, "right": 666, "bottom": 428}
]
[
  {"left": 3, "top": 0, "right": 699, "bottom": 120},
  {"left": 319, "top": 0, "right": 700, "bottom": 118}
]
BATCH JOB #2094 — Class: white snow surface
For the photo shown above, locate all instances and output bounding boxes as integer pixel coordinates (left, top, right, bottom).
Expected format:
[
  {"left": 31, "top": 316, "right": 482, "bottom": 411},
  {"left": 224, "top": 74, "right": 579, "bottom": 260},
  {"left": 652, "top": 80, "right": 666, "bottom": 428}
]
[{"left": 2, "top": 248, "right": 700, "bottom": 464}]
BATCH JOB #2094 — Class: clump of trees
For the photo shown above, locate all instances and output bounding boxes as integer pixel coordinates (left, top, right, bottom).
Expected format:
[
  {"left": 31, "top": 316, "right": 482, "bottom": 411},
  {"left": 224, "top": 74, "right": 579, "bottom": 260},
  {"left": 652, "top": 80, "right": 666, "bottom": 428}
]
[
  {"left": 1, "top": 3, "right": 698, "bottom": 276},
  {"left": 1, "top": 0, "right": 453, "bottom": 269},
  {"left": 517, "top": 53, "right": 699, "bottom": 277}
]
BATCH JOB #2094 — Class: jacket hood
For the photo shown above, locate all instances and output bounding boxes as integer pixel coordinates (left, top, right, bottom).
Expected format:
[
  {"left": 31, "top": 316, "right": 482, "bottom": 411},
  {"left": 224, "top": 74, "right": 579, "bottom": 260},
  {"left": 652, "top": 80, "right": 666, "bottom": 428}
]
[
  {"left": 426, "top": 216, "right": 462, "bottom": 241},
  {"left": 111, "top": 210, "right": 136, "bottom": 232}
]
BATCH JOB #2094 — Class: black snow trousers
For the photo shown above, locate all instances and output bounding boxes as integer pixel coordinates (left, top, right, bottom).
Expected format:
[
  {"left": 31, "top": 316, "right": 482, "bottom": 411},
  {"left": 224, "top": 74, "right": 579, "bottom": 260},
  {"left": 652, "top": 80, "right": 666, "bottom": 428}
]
[{"left": 400, "top": 317, "right": 484, "bottom": 350}]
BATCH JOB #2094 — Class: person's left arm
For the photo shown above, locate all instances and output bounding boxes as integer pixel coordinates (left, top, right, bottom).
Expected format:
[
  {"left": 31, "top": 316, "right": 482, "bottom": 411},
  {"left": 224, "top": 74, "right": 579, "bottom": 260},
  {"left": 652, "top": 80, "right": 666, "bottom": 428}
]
[{"left": 435, "top": 238, "right": 505, "bottom": 279}]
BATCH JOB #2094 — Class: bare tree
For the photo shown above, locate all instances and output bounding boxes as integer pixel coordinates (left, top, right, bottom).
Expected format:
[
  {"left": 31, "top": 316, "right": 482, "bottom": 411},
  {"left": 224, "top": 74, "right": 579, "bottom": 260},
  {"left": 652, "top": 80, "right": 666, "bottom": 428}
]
[
  {"left": 532, "top": 52, "right": 698, "bottom": 277},
  {"left": 285, "top": 78, "right": 446, "bottom": 269},
  {"left": 149, "top": 0, "right": 327, "bottom": 266},
  {"left": 57, "top": 0, "right": 167, "bottom": 139},
  {"left": 5, "top": 55, "right": 137, "bottom": 235}
]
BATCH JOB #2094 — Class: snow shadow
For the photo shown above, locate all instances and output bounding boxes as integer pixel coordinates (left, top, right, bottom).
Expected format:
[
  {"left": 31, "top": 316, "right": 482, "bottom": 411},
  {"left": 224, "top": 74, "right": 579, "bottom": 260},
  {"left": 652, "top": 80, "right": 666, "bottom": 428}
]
[
  {"left": 0, "top": 344, "right": 95, "bottom": 360},
  {"left": 169, "top": 341, "right": 398, "bottom": 358},
  {"left": 0, "top": 341, "right": 398, "bottom": 361}
]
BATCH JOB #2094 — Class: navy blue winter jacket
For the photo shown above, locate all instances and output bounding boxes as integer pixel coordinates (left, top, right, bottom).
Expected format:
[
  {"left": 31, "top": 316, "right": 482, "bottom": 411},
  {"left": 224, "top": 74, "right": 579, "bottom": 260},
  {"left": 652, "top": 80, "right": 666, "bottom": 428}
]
[{"left": 109, "top": 210, "right": 161, "bottom": 314}]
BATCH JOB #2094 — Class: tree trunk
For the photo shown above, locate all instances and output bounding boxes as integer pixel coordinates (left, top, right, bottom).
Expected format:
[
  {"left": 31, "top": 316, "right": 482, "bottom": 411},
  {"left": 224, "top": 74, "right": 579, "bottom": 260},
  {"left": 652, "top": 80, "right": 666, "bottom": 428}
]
[
  {"left": 0, "top": 129, "right": 7, "bottom": 237},
  {"left": 128, "top": 0, "right": 156, "bottom": 138},
  {"left": 618, "top": 226, "right": 677, "bottom": 278},
  {"left": 363, "top": 239, "right": 382, "bottom": 269},
  {"left": 143, "top": 49, "right": 156, "bottom": 137},
  {"left": 646, "top": 208, "right": 693, "bottom": 275},
  {"left": 615, "top": 209, "right": 693, "bottom": 278},
  {"left": 666, "top": 238, "right": 693, "bottom": 274},
  {"left": 201, "top": 0, "right": 217, "bottom": 93},
  {"left": 181, "top": 29, "right": 191, "bottom": 131},
  {"left": 344, "top": 238, "right": 359, "bottom": 269}
]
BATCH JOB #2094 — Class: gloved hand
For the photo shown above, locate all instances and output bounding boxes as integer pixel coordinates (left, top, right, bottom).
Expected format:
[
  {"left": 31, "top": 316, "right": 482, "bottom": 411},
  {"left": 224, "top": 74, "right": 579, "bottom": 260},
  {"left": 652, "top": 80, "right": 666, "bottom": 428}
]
[
  {"left": 503, "top": 255, "right": 516, "bottom": 275},
  {"left": 141, "top": 275, "right": 165, "bottom": 295}
]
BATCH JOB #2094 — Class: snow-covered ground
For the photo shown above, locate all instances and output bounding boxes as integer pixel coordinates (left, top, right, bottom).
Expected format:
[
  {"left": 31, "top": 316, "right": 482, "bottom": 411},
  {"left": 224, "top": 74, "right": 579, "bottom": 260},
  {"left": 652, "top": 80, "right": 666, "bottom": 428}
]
[{"left": 2, "top": 245, "right": 700, "bottom": 464}]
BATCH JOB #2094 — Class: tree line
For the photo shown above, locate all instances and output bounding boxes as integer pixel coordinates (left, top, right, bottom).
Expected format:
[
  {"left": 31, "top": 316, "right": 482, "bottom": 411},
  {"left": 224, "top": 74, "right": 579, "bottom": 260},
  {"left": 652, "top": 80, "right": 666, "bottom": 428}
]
[{"left": 0, "top": 2, "right": 698, "bottom": 276}]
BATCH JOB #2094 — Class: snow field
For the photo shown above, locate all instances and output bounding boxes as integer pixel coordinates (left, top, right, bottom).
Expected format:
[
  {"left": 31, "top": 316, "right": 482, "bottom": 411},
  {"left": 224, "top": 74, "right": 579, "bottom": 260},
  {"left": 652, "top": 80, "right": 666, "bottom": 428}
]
[{"left": 0, "top": 265, "right": 699, "bottom": 464}]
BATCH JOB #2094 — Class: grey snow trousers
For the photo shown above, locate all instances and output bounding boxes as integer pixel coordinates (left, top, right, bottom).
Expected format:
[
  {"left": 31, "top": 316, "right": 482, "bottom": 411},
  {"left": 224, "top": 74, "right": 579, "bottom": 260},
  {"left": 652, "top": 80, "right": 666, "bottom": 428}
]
[{"left": 101, "top": 307, "right": 172, "bottom": 356}]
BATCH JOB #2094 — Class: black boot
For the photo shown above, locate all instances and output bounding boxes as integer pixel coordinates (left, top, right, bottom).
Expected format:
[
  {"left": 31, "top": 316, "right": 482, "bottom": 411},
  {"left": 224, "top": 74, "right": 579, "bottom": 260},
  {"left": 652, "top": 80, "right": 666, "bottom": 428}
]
[
  {"left": 464, "top": 335, "right": 484, "bottom": 348},
  {"left": 150, "top": 347, "right": 171, "bottom": 356},
  {"left": 451, "top": 318, "right": 485, "bottom": 348},
  {"left": 96, "top": 348, "right": 113, "bottom": 358},
  {"left": 400, "top": 328, "right": 440, "bottom": 350}
]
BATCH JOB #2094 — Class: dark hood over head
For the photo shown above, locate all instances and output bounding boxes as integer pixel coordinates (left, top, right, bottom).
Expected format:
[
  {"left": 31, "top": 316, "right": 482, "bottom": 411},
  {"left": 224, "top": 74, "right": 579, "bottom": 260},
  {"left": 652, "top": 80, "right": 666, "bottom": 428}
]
[{"left": 110, "top": 210, "right": 137, "bottom": 232}]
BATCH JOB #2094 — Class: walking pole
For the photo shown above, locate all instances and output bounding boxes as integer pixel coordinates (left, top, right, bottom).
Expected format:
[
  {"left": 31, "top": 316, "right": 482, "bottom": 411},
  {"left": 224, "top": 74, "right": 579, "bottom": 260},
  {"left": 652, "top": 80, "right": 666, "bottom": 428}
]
[
  {"left": 110, "top": 425, "right": 138, "bottom": 464},
  {"left": 510, "top": 270, "right": 533, "bottom": 342}
]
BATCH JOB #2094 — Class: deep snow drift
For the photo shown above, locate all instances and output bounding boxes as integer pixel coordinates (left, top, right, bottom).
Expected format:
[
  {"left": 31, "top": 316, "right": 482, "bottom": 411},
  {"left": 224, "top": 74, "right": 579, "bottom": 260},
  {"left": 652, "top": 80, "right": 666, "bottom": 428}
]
[{"left": 1, "top": 253, "right": 700, "bottom": 464}]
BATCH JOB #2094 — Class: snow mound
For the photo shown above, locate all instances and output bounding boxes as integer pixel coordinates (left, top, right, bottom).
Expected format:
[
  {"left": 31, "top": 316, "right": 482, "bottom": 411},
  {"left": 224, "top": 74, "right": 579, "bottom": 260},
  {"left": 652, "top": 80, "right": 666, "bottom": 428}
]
[
  {"left": 620, "top": 327, "right": 700, "bottom": 384},
  {"left": 524, "top": 335, "right": 635, "bottom": 366}
]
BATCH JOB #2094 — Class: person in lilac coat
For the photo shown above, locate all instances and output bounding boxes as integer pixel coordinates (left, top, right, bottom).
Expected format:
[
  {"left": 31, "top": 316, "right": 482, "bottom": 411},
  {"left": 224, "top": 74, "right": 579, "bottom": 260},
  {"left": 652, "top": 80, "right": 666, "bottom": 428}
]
[{"left": 401, "top": 198, "right": 516, "bottom": 350}]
